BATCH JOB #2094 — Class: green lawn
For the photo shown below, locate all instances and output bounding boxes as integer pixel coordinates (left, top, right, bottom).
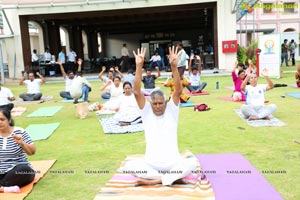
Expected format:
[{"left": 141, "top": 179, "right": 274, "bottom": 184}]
[{"left": 3, "top": 66, "right": 300, "bottom": 200}]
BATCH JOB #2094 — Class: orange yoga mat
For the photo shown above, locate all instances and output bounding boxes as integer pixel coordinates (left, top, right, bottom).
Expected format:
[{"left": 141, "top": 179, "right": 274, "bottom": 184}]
[{"left": 1, "top": 160, "right": 56, "bottom": 200}]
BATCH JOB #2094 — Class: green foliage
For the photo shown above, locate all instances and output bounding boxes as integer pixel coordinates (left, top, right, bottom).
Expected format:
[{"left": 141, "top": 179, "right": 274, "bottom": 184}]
[
  {"left": 237, "top": 45, "right": 247, "bottom": 64},
  {"left": 246, "top": 40, "right": 258, "bottom": 65},
  {"left": 237, "top": 40, "right": 258, "bottom": 65}
]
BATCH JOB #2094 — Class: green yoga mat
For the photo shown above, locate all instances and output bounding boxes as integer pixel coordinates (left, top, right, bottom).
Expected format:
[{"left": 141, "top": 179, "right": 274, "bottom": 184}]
[
  {"left": 25, "top": 123, "right": 60, "bottom": 141},
  {"left": 27, "top": 106, "right": 63, "bottom": 117}
]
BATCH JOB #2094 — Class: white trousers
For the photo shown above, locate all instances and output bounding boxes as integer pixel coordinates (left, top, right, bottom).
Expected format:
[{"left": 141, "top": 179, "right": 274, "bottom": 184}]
[
  {"left": 241, "top": 104, "right": 277, "bottom": 119},
  {"left": 122, "top": 157, "right": 197, "bottom": 186}
]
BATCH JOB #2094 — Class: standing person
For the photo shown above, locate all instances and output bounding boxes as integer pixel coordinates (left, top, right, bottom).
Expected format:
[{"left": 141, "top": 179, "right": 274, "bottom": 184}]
[
  {"left": 157, "top": 45, "right": 165, "bottom": 70},
  {"left": 289, "top": 39, "right": 297, "bottom": 66},
  {"left": 240, "top": 69, "right": 277, "bottom": 120},
  {"left": 0, "top": 108, "right": 36, "bottom": 193},
  {"left": 31, "top": 49, "right": 39, "bottom": 71},
  {"left": 176, "top": 43, "right": 187, "bottom": 77},
  {"left": 58, "top": 58, "right": 82, "bottom": 100},
  {"left": 31, "top": 49, "right": 39, "bottom": 63},
  {"left": 122, "top": 46, "right": 197, "bottom": 186},
  {"left": 281, "top": 39, "right": 289, "bottom": 67},
  {"left": 58, "top": 47, "right": 66, "bottom": 70},
  {"left": 120, "top": 43, "right": 130, "bottom": 72},
  {"left": 141, "top": 67, "right": 160, "bottom": 96},
  {"left": 44, "top": 48, "right": 52, "bottom": 63},
  {"left": 70, "top": 61, "right": 92, "bottom": 104},
  {"left": 67, "top": 47, "right": 77, "bottom": 72},
  {"left": 19, "top": 71, "right": 45, "bottom": 101},
  {"left": 187, "top": 54, "right": 207, "bottom": 93},
  {"left": 0, "top": 85, "right": 15, "bottom": 111}
]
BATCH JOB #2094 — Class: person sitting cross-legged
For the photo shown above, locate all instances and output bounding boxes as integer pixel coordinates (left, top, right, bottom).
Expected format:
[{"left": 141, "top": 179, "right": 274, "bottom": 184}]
[
  {"left": 141, "top": 67, "right": 160, "bottom": 96},
  {"left": 187, "top": 55, "right": 207, "bottom": 93},
  {"left": 240, "top": 69, "right": 277, "bottom": 120},
  {"left": 58, "top": 59, "right": 82, "bottom": 100},
  {"left": 19, "top": 71, "right": 45, "bottom": 101},
  {"left": 122, "top": 46, "right": 197, "bottom": 186}
]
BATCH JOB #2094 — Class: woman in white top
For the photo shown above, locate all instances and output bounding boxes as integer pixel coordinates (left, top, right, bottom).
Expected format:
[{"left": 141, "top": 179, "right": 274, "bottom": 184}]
[
  {"left": 113, "top": 81, "right": 141, "bottom": 126},
  {"left": 100, "top": 76, "right": 123, "bottom": 110}
]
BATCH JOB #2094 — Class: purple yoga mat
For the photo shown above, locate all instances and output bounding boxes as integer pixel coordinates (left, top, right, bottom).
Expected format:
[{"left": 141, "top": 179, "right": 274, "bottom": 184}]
[{"left": 196, "top": 154, "right": 283, "bottom": 200}]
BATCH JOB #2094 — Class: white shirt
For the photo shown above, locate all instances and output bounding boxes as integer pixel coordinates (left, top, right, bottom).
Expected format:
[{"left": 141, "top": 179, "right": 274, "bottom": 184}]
[
  {"left": 189, "top": 72, "right": 200, "bottom": 86},
  {"left": 0, "top": 87, "right": 14, "bottom": 106},
  {"left": 121, "top": 47, "right": 129, "bottom": 57},
  {"left": 177, "top": 49, "right": 187, "bottom": 68},
  {"left": 32, "top": 53, "right": 39, "bottom": 62},
  {"left": 24, "top": 79, "right": 42, "bottom": 94},
  {"left": 70, "top": 76, "right": 91, "bottom": 98},
  {"left": 44, "top": 52, "right": 51, "bottom": 61},
  {"left": 245, "top": 84, "right": 267, "bottom": 106},
  {"left": 67, "top": 51, "right": 77, "bottom": 62},
  {"left": 65, "top": 77, "right": 74, "bottom": 92},
  {"left": 141, "top": 98, "right": 181, "bottom": 169},
  {"left": 150, "top": 55, "right": 161, "bottom": 62}
]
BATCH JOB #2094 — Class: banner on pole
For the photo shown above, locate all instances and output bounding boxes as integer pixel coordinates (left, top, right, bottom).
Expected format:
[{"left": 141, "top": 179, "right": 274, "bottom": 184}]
[{"left": 258, "top": 34, "right": 281, "bottom": 78}]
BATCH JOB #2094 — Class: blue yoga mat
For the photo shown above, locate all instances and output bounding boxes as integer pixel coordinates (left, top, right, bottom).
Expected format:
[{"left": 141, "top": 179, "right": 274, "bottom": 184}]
[
  {"left": 180, "top": 101, "right": 195, "bottom": 107},
  {"left": 285, "top": 92, "right": 300, "bottom": 99}
]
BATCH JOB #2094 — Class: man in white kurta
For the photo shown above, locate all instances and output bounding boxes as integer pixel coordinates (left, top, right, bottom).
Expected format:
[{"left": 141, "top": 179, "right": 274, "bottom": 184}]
[{"left": 122, "top": 47, "right": 196, "bottom": 186}]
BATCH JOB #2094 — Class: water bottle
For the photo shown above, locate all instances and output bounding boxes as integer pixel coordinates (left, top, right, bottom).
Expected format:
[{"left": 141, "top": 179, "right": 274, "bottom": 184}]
[{"left": 216, "top": 81, "right": 219, "bottom": 89}]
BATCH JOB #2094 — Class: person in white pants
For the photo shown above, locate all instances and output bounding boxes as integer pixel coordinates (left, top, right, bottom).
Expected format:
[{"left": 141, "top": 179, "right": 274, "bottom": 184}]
[
  {"left": 122, "top": 46, "right": 197, "bottom": 187},
  {"left": 240, "top": 69, "right": 277, "bottom": 120}
]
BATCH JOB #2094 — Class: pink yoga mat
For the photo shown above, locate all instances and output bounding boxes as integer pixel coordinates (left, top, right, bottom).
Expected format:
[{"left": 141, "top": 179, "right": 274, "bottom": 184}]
[{"left": 196, "top": 154, "right": 283, "bottom": 200}]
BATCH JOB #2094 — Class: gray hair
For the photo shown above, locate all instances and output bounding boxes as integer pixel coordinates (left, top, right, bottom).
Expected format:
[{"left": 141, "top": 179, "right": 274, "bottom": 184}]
[{"left": 150, "top": 89, "right": 166, "bottom": 102}]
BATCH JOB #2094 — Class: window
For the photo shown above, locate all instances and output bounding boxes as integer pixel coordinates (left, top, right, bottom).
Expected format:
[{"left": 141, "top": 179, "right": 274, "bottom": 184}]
[
  {"left": 283, "top": 3, "right": 295, "bottom": 14},
  {"left": 263, "top": 3, "right": 273, "bottom": 13}
]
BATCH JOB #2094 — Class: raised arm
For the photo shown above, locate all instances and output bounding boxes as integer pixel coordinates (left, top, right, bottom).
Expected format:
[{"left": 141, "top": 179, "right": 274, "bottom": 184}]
[
  {"left": 36, "top": 72, "right": 45, "bottom": 84},
  {"left": 19, "top": 71, "right": 26, "bottom": 85},
  {"left": 133, "top": 48, "right": 146, "bottom": 109},
  {"left": 261, "top": 69, "right": 274, "bottom": 91},
  {"left": 115, "top": 66, "right": 123, "bottom": 78},
  {"left": 196, "top": 55, "right": 202, "bottom": 74},
  {"left": 169, "top": 46, "right": 182, "bottom": 105},
  {"left": 58, "top": 60, "right": 66, "bottom": 79},
  {"left": 232, "top": 60, "right": 238, "bottom": 72},
  {"left": 241, "top": 72, "right": 250, "bottom": 92},
  {"left": 98, "top": 66, "right": 106, "bottom": 80},
  {"left": 77, "top": 58, "right": 82, "bottom": 72}
]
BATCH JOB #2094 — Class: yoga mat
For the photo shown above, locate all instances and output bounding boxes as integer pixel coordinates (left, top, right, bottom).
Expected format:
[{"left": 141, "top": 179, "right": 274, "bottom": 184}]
[
  {"left": 12, "top": 96, "right": 53, "bottom": 105},
  {"left": 235, "top": 109, "right": 286, "bottom": 127},
  {"left": 288, "top": 84, "right": 299, "bottom": 89},
  {"left": 27, "top": 106, "right": 63, "bottom": 117},
  {"left": 285, "top": 92, "right": 300, "bottom": 99},
  {"left": 2, "top": 159, "right": 56, "bottom": 200},
  {"left": 11, "top": 107, "right": 27, "bottom": 117},
  {"left": 25, "top": 123, "right": 60, "bottom": 141},
  {"left": 185, "top": 89, "right": 209, "bottom": 96},
  {"left": 94, "top": 151, "right": 215, "bottom": 200},
  {"left": 61, "top": 98, "right": 84, "bottom": 103},
  {"left": 219, "top": 97, "right": 245, "bottom": 104},
  {"left": 99, "top": 117, "right": 143, "bottom": 134},
  {"left": 180, "top": 101, "right": 195, "bottom": 107},
  {"left": 96, "top": 110, "right": 116, "bottom": 115},
  {"left": 197, "top": 154, "right": 283, "bottom": 200}
]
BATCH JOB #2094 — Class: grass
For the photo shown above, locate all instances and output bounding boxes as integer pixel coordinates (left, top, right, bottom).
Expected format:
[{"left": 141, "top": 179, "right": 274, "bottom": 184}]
[{"left": 3, "top": 65, "right": 300, "bottom": 200}]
